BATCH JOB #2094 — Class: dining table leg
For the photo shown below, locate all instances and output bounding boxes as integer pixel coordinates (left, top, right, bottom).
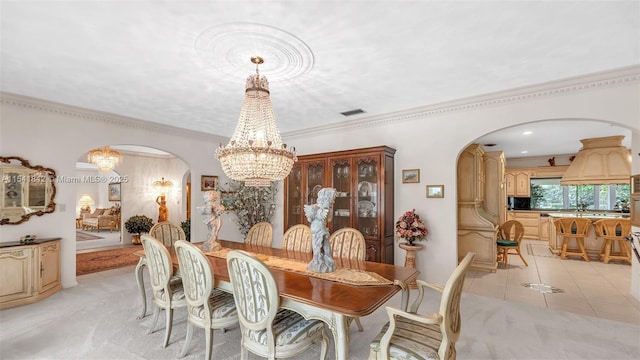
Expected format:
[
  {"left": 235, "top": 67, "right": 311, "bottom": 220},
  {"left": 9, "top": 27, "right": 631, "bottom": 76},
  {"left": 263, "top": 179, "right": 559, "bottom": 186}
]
[
  {"left": 135, "top": 256, "right": 147, "bottom": 319},
  {"left": 332, "top": 314, "right": 350, "bottom": 360}
]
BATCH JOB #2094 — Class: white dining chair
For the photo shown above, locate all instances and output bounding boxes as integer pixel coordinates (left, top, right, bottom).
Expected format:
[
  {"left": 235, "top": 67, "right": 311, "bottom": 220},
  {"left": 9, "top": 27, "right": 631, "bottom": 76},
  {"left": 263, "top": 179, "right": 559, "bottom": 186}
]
[
  {"left": 140, "top": 235, "right": 186, "bottom": 348},
  {"left": 226, "top": 249, "right": 329, "bottom": 360},
  {"left": 174, "top": 240, "right": 239, "bottom": 360}
]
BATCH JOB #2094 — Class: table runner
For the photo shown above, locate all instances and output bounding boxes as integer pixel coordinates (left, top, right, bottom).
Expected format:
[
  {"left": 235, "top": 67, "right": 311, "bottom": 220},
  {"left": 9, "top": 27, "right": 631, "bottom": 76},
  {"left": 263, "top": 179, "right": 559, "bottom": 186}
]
[{"left": 204, "top": 247, "right": 393, "bottom": 286}]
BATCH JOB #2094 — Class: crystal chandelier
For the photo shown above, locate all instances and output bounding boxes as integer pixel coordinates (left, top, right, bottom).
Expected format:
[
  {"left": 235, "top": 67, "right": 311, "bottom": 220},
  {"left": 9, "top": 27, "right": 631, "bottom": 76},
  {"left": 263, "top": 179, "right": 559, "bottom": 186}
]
[
  {"left": 216, "top": 56, "right": 297, "bottom": 187},
  {"left": 87, "top": 146, "right": 121, "bottom": 172}
]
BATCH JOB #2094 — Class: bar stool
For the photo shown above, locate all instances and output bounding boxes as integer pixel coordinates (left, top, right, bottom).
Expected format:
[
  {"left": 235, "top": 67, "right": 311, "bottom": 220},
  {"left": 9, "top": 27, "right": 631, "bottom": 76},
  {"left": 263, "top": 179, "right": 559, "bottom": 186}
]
[
  {"left": 593, "top": 218, "right": 632, "bottom": 264},
  {"left": 554, "top": 217, "right": 592, "bottom": 261}
]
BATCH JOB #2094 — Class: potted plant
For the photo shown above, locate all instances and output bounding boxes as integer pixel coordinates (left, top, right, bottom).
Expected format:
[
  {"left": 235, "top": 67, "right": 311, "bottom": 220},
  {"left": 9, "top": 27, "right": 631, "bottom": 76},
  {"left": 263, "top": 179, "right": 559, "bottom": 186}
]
[
  {"left": 124, "top": 214, "right": 154, "bottom": 244},
  {"left": 180, "top": 218, "right": 191, "bottom": 242},
  {"left": 395, "top": 209, "right": 428, "bottom": 246}
]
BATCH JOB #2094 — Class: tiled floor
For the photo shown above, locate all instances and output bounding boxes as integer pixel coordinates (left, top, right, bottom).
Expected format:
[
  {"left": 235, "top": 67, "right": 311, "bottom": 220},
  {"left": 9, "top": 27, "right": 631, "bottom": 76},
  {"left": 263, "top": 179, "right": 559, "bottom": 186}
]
[{"left": 464, "top": 239, "right": 640, "bottom": 325}]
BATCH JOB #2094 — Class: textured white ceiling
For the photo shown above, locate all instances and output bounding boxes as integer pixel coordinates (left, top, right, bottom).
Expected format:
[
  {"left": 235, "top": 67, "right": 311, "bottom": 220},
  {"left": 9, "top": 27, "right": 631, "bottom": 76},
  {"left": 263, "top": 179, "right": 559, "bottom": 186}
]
[{"left": 1, "top": 1, "right": 638, "bottom": 157}]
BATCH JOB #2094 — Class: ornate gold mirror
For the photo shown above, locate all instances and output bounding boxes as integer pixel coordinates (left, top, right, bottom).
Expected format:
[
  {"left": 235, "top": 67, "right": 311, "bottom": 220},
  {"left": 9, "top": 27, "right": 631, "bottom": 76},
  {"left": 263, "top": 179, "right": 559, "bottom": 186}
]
[{"left": 0, "top": 156, "right": 56, "bottom": 225}]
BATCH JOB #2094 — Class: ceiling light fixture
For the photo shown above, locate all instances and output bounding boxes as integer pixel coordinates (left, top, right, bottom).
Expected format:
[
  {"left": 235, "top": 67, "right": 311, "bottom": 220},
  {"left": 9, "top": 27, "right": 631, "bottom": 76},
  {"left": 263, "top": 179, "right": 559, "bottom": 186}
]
[
  {"left": 87, "top": 146, "right": 121, "bottom": 172},
  {"left": 216, "top": 56, "right": 297, "bottom": 187}
]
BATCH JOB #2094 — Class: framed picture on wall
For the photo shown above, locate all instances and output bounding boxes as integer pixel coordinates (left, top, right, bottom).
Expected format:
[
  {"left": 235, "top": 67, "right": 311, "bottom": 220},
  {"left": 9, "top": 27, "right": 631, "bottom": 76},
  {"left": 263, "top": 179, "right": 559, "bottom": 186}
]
[
  {"left": 402, "top": 169, "right": 420, "bottom": 183},
  {"left": 201, "top": 175, "right": 218, "bottom": 191},
  {"left": 108, "top": 182, "right": 121, "bottom": 201},
  {"left": 426, "top": 185, "right": 444, "bottom": 198}
]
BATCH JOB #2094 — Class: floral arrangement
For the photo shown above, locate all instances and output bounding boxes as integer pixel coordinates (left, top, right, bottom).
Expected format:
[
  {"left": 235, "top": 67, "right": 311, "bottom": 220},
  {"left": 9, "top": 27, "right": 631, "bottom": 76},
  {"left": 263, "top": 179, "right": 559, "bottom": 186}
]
[
  {"left": 395, "top": 209, "right": 428, "bottom": 245},
  {"left": 220, "top": 180, "right": 278, "bottom": 237}
]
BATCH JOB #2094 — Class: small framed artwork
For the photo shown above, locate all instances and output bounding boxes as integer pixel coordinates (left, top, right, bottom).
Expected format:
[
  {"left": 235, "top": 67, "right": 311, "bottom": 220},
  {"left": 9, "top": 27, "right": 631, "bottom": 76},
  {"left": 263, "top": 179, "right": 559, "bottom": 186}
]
[
  {"left": 426, "top": 185, "right": 444, "bottom": 198},
  {"left": 402, "top": 169, "right": 420, "bottom": 183},
  {"left": 201, "top": 175, "right": 218, "bottom": 191},
  {"left": 108, "top": 182, "right": 121, "bottom": 201},
  {"left": 221, "top": 191, "right": 238, "bottom": 210}
]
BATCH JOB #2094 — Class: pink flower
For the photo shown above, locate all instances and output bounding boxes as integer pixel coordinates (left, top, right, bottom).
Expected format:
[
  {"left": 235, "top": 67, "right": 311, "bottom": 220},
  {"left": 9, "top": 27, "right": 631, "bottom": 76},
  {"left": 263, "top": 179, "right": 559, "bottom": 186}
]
[{"left": 395, "top": 209, "right": 428, "bottom": 241}]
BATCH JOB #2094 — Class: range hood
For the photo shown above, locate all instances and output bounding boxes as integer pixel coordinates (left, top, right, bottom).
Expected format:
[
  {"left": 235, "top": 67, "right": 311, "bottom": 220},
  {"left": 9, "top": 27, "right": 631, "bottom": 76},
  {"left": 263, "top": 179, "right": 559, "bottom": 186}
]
[{"left": 560, "top": 136, "right": 631, "bottom": 185}]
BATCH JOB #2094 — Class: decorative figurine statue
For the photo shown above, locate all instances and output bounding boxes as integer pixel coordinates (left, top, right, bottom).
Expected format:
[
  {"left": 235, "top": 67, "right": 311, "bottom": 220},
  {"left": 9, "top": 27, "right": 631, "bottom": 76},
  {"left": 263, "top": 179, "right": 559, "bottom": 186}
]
[
  {"left": 197, "top": 191, "right": 224, "bottom": 251},
  {"left": 305, "top": 187, "right": 337, "bottom": 273},
  {"left": 156, "top": 195, "right": 168, "bottom": 223}
]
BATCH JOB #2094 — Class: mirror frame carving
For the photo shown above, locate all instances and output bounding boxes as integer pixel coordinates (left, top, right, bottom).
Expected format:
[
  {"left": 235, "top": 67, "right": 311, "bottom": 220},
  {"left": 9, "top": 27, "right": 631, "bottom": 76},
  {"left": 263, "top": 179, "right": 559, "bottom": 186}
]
[{"left": 0, "top": 156, "right": 57, "bottom": 225}]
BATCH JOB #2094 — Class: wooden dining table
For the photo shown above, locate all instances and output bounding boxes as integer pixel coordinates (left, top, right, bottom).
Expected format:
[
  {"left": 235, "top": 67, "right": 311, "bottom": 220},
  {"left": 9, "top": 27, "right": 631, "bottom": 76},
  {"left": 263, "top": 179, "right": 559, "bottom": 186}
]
[{"left": 134, "top": 240, "right": 418, "bottom": 360}]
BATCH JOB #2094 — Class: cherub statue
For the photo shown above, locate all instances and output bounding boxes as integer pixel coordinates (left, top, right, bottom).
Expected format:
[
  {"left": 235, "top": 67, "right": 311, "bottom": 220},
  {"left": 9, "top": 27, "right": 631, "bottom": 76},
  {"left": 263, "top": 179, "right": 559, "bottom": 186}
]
[
  {"left": 197, "top": 191, "right": 224, "bottom": 251},
  {"left": 305, "top": 187, "right": 337, "bottom": 273}
]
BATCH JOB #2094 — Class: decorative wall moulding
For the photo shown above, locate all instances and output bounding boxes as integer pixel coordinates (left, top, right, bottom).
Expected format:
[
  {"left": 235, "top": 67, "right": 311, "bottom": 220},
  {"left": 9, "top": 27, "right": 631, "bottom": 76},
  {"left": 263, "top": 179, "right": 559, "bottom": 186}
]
[{"left": 285, "top": 65, "right": 640, "bottom": 139}]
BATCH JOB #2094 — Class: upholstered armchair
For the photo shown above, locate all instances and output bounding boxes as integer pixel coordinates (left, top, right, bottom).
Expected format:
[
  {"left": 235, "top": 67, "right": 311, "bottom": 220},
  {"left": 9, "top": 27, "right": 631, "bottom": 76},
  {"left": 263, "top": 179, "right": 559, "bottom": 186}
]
[{"left": 82, "top": 208, "right": 117, "bottom": 232}]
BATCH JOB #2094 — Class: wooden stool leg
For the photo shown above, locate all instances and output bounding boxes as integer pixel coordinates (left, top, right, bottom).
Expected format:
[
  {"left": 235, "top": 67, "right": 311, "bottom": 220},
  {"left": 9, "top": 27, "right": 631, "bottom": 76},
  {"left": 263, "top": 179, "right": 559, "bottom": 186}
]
[
  {"left": 603, "top": 239, "right": 612, "bottom": 264},
  {"left": 577, "top": 238, "right": 590, "bottom": 262},
  {"left": 560, "top": 237, "right": 569, "bottom": 259}
]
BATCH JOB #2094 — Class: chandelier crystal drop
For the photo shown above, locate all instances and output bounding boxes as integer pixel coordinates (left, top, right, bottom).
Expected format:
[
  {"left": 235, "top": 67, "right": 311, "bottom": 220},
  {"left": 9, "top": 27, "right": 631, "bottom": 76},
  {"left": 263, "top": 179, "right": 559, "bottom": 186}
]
[
  {"left": 216, "top": 56, "right": 297, "bottom": 187},
  {"left": 87, "top": 146, "right": 121, "bottom": 172}
]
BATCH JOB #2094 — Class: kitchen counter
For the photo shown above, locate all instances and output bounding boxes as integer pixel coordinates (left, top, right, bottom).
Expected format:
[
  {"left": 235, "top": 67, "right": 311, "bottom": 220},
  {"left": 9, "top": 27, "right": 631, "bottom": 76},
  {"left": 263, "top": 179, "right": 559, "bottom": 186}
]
[
  {"left": 546, "top": 214, "right": 630, "bottom": 261},
  {"left": 545, "top": 212, "right": 629, "bottom": 219}
]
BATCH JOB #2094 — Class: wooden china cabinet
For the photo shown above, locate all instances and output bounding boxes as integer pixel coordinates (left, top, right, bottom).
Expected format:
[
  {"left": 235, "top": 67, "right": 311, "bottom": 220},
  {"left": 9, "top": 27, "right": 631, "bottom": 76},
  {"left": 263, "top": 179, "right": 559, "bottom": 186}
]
[{"left": 284, "top": 146, "right": 396, "bottom": 264}]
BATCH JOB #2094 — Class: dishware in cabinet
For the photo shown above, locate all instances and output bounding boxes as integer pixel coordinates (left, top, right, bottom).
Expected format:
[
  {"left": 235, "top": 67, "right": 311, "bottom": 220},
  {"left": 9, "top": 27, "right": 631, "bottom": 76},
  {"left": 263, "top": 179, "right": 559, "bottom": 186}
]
[{"left": 284, "top": 158, "right": 328, "bottom": 230}]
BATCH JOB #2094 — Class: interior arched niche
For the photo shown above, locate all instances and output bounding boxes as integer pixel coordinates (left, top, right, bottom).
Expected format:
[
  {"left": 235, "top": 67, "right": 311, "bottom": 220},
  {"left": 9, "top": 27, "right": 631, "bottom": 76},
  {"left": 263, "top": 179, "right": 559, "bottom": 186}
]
[{"left": 75, "top": 145, "right": 190, "bottom": 246}]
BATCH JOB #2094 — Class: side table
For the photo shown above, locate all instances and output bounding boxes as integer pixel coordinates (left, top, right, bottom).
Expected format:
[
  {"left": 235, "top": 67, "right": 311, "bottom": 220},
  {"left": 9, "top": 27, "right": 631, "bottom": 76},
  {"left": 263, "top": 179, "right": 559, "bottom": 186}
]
[{"left": 399, "top": 242, "right": 423, "bottom": 289}]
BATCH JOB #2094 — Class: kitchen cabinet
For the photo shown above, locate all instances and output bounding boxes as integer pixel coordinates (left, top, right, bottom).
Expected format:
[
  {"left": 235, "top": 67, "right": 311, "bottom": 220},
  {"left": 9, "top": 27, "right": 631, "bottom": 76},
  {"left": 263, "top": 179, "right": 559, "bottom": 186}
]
[
  {"left": 539, "top": 216, "right": 550, "bottom": 241},
  {"left": 284, "top": 146, "right": 395, "bottom": 264},
  {"left": 457, "top": 144, "right": 498, "bottom": 271},
  {"left": 0, "top": 238, "right": 61, "bottom": 310},
  {"left": 505, "top": 170, "right": 531, "bottom": 197},
  {"left": 484, "top": 151, "right": 506, "bottom": 225},
  {"left": 507, "top": 211, "right": 541, "bottom": 239}
]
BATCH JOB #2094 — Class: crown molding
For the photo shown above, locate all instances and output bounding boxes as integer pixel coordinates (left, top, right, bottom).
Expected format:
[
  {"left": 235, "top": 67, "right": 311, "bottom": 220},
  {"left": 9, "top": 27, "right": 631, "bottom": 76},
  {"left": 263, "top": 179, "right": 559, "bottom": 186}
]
[
  {"left": 0, "top": 92, "right": 225, "bottom": 142},
  {"left": 283, "top": 65, "right": 640, "bottom": 140}
]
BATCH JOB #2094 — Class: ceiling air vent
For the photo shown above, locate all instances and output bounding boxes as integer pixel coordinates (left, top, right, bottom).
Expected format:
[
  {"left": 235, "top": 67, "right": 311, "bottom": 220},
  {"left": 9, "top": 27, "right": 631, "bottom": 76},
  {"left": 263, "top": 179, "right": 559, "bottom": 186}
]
[{"left": 340, "top": 109, "right": 365, "bottom": 117}]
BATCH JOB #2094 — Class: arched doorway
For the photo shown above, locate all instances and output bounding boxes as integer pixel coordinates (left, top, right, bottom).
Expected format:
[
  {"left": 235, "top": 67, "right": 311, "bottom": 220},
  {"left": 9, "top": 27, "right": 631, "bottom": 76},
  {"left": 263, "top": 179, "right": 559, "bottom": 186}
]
[
  {"left": 75, "top": 145, "right": 190, "bottom": 251},
  {"left": 456, "top": 119, "right": 635, "bottom": 322}
]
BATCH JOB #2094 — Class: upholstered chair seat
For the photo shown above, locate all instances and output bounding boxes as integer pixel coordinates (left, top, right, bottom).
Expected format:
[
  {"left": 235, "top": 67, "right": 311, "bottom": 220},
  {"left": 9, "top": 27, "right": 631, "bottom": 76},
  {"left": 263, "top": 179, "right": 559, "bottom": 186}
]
[
  {"left": 244, "top": 309, "right": 326, "bottom": 347},
  {"left": 370, "top": 319, "right": 441, "bottom": 360}
]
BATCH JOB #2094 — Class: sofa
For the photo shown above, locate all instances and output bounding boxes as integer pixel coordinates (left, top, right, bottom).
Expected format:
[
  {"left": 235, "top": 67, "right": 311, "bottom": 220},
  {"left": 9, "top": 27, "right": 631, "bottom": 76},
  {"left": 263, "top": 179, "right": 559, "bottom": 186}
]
[{"left": 83, "top": 207, "right": 119, "bottom": 232}]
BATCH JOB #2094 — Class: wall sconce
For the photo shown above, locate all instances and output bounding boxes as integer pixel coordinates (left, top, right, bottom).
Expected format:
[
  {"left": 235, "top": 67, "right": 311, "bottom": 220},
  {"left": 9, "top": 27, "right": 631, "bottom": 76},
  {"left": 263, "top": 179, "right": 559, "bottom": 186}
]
[{"left": 152, "top": 177, "right": 173, "bottom": 223}]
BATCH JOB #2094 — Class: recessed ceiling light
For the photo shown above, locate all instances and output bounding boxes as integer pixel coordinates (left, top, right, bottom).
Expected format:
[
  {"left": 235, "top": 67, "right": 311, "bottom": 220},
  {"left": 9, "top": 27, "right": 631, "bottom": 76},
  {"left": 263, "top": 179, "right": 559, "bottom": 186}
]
[
  {"left": 522, "top": 131, "right": 533, "bottom": 135},
  {"left": 521, "top": 150, "right": 529, "bottom": 154}
]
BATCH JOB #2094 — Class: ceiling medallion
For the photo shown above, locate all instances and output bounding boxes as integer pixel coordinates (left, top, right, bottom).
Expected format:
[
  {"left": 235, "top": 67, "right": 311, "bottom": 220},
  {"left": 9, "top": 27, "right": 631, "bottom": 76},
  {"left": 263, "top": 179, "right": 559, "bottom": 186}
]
[
  {"left": 194, "top": 22, "right": 314, "bottom": 83},
  {"left": 216, "top": 56, "right": 297, "bottom": 187}
]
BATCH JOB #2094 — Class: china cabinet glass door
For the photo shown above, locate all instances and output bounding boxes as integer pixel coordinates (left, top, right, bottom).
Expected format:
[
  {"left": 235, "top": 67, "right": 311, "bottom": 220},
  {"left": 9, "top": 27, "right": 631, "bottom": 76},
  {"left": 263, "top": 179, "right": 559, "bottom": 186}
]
[
  {"left": 356, "top": 157, "right": 379, "bottom": 239},
  {"left": 331, "top": 159, "right": 352, "bottom": 231},
  {"left": 285, "top": 165, "right": 302, "bottom": 229},
  {"left": 306, "top": 162, "right": 325, "bottom": 207}
]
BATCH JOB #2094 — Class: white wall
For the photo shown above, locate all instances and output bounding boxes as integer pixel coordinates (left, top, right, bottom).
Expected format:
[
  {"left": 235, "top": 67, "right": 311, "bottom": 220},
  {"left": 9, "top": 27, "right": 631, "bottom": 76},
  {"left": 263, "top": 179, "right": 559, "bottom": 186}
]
[
  {"left": 284, "top": 68, "right": 640, "bottom": 295},
  {"left": 1, "top": 67, "right": 639, "bottom": 299},
  {"left": 0, "top": 94, "right": 240, "bottom": 288}
]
